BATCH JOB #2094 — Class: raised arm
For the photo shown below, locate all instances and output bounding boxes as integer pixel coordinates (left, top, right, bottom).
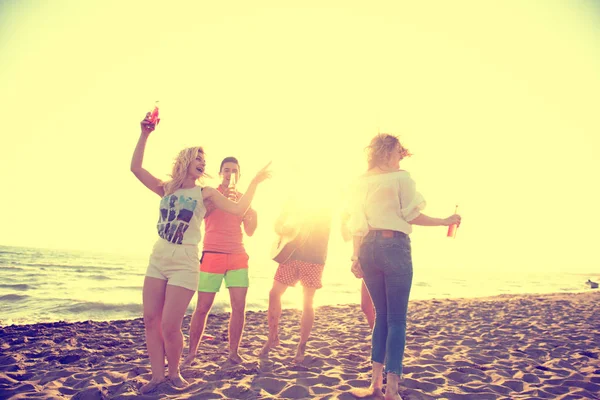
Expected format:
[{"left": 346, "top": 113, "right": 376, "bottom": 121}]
[{"left": 130, "top": 115, "right": 164, "bottom": 197}]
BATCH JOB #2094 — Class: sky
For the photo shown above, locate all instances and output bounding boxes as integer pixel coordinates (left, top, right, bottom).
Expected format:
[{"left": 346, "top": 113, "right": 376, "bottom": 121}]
[{"left": 1, "top": 0, "right": 599, "bottom": 275}]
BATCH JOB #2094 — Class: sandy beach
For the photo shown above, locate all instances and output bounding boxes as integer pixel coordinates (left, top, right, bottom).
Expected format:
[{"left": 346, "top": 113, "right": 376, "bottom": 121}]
[{"left": 1, "top": 291, "right": 599, "bottom": 399}]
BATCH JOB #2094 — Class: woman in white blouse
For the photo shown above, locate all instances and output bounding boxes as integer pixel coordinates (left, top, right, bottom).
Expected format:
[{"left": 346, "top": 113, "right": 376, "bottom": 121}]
[{"left": 348, "top": 134, "right": 461, "bottom": 400}]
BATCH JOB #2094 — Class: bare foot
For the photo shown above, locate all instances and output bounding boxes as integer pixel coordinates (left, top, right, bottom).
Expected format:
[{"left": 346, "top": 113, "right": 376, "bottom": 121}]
[
  {"left": 169, "top": 373, "right": 189, "bottom": 389},
  {"left": 293, "top": 353, "right": 305, "bottom": 364},
  {"left": 350, "top": 386, "right": 385, "bottom": 399},
  {"left": 140, "top": 378, "right": 166, "bottom": 394},
  {"left": 384, "top": 394, "right": 402, "bottom": 400},
  {"left": 227, "top": 353, "right": 247, "bottom": 364},
  {"left": 181, "top": 355, "right": 195, "bottom": 367},
  {"left": 293, "top": 342, "right": 307, "bottom": 364},
  {"left": 259, "top": 338, "right": 279, "bottom": 358}
]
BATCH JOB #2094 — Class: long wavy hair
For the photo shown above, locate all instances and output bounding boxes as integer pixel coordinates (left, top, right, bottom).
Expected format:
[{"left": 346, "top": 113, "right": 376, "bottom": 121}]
[
  {"left": 366, "top": 133, "right": 411, "bottom": 170},
  {"left": 163, "top": 146, "right": 205, "bottom": 196}
]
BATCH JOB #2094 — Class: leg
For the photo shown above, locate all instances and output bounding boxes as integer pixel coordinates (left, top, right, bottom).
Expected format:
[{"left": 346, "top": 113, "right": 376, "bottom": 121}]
[
  {"left": 259, "top": 280, "right": 288, "bottom": 357},
  {"left": 184, "top": 259, "right": 224, "bottom": 366},
  {"left": 294, "top": 286, "right": 316, "bottom": 363},
  {"left": 161, "top": 284, "right": 195, "bottom": 388},
  {"left": 385, "top": 373, "right": 403, "bottom": 400},
  {"left": 227, "top": 286, "right": 248, "bottom": 363},
  {"left": 141, "top": 277, "right": 167, "bottom": 394},
  {"left": 350, "top": 363, "right": 385, "bottom": 399},
  {"left": 363, "top": 267, "right": 387, "bottom": 390},
  {"left": 351, "top": 241, "right": 386, "bottom": 398},
  {"left": 183, "top": 291, "right": 216, "bottom": 366},
  {"left": 361, "top": 280, "right": 375, "bottom": 330},
  {"left": 381, "top": 242, "right": 413, "bottom": 393}
]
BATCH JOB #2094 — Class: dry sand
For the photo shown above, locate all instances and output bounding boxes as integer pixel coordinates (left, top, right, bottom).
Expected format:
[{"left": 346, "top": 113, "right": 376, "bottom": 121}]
[{"left": 1, "top": 291, "right": 599, "bottom": 399}]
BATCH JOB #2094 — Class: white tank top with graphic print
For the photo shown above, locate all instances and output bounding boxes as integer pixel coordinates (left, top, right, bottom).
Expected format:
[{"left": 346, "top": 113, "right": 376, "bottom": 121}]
[{"left": 156, "top": 186, "right": 206, "bottom": 246}]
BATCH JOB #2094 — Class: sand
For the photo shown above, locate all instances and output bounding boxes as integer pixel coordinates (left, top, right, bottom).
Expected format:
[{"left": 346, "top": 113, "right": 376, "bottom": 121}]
[{"left": 1, "top": 291, "right": 599, "bottom": 399}]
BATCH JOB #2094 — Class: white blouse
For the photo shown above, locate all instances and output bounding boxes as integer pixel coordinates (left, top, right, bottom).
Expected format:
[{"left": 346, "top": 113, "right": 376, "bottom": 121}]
[{"left": 347, "top": 170, "right": 426, "bottom": 236}]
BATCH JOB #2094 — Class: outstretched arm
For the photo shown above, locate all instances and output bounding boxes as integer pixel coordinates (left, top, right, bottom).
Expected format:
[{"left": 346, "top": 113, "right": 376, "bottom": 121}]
[
  {"left": 410, "top": 213, "right": 461, "bottom": 227},
  {"left": 130, "top": 115, "right": 164, "bottom": 197}
]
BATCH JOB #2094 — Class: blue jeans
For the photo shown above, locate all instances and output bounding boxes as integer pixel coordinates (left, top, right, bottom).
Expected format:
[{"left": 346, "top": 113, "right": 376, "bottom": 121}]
[{"left": 360, "top": 231, "right": 413, "bottom": 375}]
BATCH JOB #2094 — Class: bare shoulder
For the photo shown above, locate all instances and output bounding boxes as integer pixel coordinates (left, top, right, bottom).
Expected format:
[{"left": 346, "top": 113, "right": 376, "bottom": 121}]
[{"left": 202, "top": 186, "right": 218, "bottom": 198}]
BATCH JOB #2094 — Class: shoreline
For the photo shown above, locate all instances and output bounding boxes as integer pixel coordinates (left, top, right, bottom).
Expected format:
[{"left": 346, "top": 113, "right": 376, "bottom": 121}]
[
  {"left": 1, "top": 292, "right": 599, "bottom": 399},
  {"left": 1, "top": 287, "right": 597, "bottom": 328}
]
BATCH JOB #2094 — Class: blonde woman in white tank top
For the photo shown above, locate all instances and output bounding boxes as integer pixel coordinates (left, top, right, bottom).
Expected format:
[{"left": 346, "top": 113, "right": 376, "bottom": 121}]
[{"left": 131, "top": 114, "right": 271, "bottom": 394}]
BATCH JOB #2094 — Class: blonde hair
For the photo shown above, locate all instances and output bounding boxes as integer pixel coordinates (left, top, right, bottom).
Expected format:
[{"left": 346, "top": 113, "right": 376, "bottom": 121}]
[
  {"left": 366, "top": 133, "right": 411, "bottom": 170},
  {"left": 163, "top": 147, "right": 205, "bottom": 196}
]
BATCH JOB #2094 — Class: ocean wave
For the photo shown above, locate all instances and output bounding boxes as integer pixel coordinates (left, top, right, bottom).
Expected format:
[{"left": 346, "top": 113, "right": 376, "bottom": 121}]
[
  {"left": 0, "top": 294, "right": 30, "bottom": 301},
  {"left": 414, "top": 281, "right": 431, "bottom": 287},
  {"left": 58, "top": 301, "right": 142, "bottom": 314},
  {"left": 0, "top": 250, "right": 24, "bottom": 256},
  {"left": 9, "top": 262, "right": 126, "bottom": 271},
  {"left": 89, "top": 285, "right": 142, "bottom": 292},
  {"left": 87, "top": 275, "right": 111, "bottom": 281},
  {"left": 0, "top": 284, "right": 30, "bottom": 291},
  {"left": 0, "top": 265, "right": 25, "bottom": 271}
]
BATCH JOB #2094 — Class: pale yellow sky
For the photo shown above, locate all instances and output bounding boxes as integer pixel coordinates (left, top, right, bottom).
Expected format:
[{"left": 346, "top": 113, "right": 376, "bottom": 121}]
[{"left": 1, "top": 0, "right": 599, "bottom": 273}]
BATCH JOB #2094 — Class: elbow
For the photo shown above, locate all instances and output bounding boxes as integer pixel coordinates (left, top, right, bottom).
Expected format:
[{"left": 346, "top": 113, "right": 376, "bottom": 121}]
[{"left": 406, "top": 212, "right": 421, "bottom": 225}]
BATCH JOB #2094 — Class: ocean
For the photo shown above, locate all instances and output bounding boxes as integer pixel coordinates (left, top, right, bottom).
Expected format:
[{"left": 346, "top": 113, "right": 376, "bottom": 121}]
[{"left": 0, "top": 244, "right": 597, "bottom": 326}]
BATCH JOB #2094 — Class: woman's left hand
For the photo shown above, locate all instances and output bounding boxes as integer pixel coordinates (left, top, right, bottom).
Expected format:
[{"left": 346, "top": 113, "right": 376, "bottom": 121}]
[{"left": 351, "top": 259, "right": 364, "bottom": 279}]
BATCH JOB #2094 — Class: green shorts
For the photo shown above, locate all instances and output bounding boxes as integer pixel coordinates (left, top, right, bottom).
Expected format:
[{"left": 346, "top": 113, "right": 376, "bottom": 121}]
[{"left": 198, "top": 252, "right": 249, "bottom": 292}]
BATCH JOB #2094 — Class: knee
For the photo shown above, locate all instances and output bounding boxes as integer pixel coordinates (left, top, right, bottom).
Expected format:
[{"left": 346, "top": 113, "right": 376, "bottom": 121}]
[
  {"left": 190, "top": 309, "right": 209, "bottom": 329},
  {"left": 302, "top": 300, "right": 314, "bottom": 312},
  {"left": 231, "top": 303, "right": 246, "bottom": 317},
  {"left": 375, "top": 311, "right": 387, "bottom": 321},
  {"left": 195, "top": 307, "right": 211, "bottom": 317},
  {"left": 269, "top": 289, "right": 281, "bottom": 301},
  {"left": 387, "top": 313, "right": 407, "bottom": 326},
  {"left": 361, "top": 301, "right": 374, "bottom": 314},
  {"left": 144, "top": 312, "right": 162, "bottom": 329},
  {"left": 161, "top": 320, "right": 182, "bottom": 339}
]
